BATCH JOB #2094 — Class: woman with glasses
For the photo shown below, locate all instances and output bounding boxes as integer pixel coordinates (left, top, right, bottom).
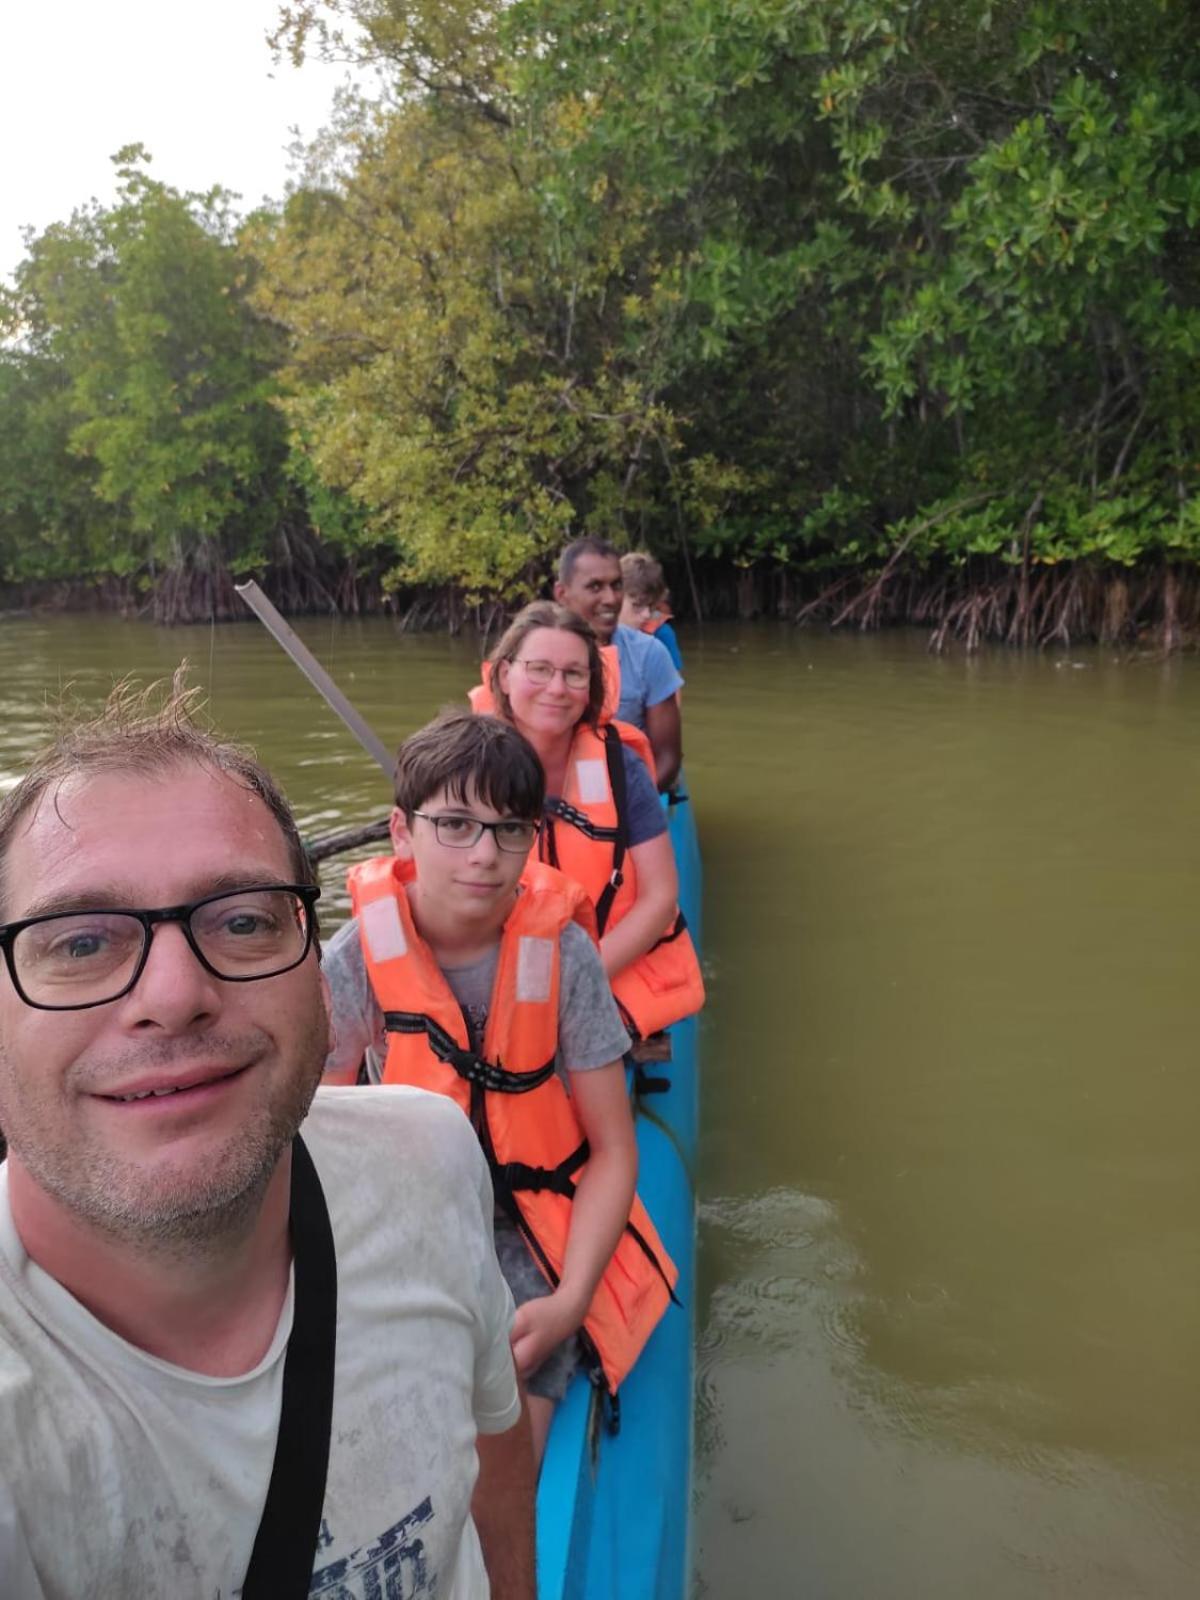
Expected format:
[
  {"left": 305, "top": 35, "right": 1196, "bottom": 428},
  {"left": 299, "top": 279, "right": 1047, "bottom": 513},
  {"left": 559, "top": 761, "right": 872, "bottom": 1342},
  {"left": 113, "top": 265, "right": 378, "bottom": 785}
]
[{"left": 483, "top": 602, "right": 704, "bottom": 1041}]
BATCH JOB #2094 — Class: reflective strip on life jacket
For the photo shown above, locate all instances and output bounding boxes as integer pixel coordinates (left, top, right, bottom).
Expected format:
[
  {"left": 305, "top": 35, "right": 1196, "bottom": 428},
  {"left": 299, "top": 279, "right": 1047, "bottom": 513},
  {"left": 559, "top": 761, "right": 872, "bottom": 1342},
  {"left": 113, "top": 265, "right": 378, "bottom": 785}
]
[{"left": 347, "top": 854, "right": 677, "bottom": 1395}]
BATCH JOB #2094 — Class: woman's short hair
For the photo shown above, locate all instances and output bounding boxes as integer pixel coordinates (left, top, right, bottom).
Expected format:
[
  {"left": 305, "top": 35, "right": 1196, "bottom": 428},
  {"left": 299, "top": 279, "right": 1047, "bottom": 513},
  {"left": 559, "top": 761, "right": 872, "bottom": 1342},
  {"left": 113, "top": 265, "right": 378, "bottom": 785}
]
[{"left": 486, "top": 601, "right": 606, "bottom": 727}]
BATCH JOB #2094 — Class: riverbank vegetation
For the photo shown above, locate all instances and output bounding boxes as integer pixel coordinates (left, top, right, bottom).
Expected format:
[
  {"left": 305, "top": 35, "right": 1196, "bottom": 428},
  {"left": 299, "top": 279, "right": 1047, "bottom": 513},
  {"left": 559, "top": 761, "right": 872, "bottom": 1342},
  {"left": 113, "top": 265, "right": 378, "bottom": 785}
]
[{"left": 2, "top": 1, "right": 1198, "bottom": 644}]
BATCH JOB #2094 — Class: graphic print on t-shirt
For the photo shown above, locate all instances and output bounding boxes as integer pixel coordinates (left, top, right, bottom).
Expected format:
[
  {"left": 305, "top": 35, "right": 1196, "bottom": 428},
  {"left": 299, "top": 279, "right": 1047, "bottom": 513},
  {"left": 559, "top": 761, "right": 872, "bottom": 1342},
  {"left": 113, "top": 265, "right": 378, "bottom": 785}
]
[
  {"left": 307, "top": 1497, "right": 436, "bottom": 1598},
  {"left": 461, "top": 1000, "right": 489, "bottom": 1052}
]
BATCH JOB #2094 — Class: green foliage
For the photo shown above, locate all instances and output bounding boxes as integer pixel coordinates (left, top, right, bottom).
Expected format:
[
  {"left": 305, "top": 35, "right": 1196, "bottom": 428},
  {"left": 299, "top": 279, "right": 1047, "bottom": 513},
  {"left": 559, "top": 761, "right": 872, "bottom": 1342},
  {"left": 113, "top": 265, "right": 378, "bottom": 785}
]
[
  {"left": 262, "top": 0, "right": 1199, "bottom": 595},
  {"left": 2, "top": 1, "right": 1198, "bottom": 616},
  {"left": 0, "top": 351, "right": 119, "bottom": 580},
  {"left": 8, "top": 154, "right": 294, "bottom": 589},
  {"left": 0, "top": 152, "right": 352, "bottom": 612},
  {"left": 250, "top": 81, "right": 684, "bottom": 601}
]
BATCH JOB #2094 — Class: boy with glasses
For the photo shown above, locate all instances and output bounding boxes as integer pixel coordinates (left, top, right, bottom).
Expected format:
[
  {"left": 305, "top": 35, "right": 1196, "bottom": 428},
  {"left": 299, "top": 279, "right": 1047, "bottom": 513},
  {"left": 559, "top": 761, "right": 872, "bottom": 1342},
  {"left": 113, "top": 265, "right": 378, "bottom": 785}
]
[
  {"left": 0, "top": 681, "right": 535, "bottom": 1599},
  {"left": 324, "top": 709, "right": 674, "bottom": 1464}
]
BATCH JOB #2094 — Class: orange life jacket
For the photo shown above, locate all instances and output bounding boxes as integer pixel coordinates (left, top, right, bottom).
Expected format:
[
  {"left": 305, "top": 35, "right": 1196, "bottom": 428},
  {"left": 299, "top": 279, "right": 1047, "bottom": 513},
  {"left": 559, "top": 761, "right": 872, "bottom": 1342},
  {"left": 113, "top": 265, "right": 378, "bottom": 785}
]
[
  {"left": 536, "top": 722, "right": 705, "bottom": 1038},
  {"left": 347, "top": 853, "right": 678, "bottom": 1396}
]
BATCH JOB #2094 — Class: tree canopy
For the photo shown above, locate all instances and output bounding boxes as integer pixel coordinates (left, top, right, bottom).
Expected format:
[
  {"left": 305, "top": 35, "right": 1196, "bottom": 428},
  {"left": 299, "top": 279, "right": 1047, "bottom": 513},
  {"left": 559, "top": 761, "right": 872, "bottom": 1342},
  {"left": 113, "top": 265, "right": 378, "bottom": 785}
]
[{"left": 2, "top": 2, "right": 1198, "bottom": 641}]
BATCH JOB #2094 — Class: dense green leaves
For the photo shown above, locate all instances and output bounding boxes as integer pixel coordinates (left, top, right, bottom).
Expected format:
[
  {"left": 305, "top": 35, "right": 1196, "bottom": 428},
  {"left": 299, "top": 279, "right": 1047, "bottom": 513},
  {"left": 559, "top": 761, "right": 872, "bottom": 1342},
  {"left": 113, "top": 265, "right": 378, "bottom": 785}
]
[
  {"left": 1, "top": 1, "right": 1198, "bottom": 637},
  {"left": 1, "top": 153, "right": 321, "bottom": 618}
]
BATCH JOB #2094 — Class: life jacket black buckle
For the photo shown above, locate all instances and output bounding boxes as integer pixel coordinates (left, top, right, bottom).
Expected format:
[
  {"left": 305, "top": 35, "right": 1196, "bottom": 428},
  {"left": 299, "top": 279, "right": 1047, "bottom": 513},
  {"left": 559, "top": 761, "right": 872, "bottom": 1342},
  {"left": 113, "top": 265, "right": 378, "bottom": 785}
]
[
  {"left": 633, "top": 1062, "right": 670, "bottom": 1098},
  {"left": 605, "top": 1388, "right": 621, "bottom": 1437}
]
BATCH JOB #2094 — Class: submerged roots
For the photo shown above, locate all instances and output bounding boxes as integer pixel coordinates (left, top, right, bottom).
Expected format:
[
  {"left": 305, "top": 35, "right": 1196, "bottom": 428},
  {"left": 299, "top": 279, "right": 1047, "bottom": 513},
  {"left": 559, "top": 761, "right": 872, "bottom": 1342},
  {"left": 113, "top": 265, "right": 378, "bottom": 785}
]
[{"left": 792, "top": 561, "right": 1200, "bottom": 653}]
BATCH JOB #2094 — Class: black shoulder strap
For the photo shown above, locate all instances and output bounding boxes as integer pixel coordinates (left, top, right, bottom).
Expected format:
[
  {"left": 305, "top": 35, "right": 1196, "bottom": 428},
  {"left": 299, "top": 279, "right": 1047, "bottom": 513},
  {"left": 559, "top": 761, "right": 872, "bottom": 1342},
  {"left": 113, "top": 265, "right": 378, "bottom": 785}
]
[
  {"left": 242, "top": 1134, "right": 338, "bottom": 1599},
  {"left": 593, "top": 725, "right": 630, "bottom": 937}
]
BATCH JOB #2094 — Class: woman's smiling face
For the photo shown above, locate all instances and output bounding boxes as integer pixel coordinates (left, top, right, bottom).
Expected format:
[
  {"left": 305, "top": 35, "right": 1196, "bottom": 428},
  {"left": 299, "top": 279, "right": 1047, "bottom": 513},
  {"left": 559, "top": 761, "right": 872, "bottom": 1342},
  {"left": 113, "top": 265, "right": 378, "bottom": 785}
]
[{"left": 497, "top": 627, "right": 591, "bottom": 740}]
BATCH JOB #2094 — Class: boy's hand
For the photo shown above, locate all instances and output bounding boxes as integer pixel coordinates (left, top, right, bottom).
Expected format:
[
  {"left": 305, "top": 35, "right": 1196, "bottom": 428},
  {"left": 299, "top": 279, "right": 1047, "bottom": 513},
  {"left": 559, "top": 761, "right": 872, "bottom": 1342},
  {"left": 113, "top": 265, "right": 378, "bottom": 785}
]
[{"left": 510, "top": 1291, "right": 585, "bottom": 1379}]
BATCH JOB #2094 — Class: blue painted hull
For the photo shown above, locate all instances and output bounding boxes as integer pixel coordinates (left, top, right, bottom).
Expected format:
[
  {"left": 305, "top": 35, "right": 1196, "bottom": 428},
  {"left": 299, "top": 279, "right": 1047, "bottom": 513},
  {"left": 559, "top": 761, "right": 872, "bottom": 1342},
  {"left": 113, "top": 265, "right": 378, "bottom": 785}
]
[{"left": 536, "top": 785, "right": 700, "bottom": 1600}]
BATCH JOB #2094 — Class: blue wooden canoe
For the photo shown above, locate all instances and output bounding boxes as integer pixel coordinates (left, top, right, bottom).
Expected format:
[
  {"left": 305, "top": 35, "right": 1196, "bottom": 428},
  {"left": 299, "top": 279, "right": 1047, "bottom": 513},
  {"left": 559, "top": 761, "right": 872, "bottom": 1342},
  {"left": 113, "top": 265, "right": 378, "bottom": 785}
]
[{"left": 536, "top": 783, "right": 701, "bottom": 1600}]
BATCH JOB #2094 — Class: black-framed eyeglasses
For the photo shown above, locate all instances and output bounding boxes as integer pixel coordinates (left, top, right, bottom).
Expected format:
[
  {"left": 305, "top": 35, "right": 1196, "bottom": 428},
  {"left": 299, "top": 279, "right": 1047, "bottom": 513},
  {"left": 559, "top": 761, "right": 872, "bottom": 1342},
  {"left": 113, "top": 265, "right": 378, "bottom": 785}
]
[
  {"left": 0, "top": 884, "right": 321, "bottom": 1012},
  {"left": 411, "top": 812, "right": 537, "bottom": 853}
]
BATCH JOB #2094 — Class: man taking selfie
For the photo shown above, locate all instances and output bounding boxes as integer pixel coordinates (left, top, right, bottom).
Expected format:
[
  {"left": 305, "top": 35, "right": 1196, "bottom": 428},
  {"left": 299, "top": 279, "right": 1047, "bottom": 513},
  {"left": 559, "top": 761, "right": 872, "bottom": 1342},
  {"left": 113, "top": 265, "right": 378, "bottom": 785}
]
[{"left": 0, "top": 679, "right": 534, "bottom": 1599}]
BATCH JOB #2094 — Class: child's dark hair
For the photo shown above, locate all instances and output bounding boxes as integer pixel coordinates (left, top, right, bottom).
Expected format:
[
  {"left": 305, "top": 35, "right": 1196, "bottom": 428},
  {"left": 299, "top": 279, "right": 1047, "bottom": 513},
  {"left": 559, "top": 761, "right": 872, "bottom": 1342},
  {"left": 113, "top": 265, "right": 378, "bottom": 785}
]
[{"left": 393, "top": 709, "right": 545, "bottom": 821}]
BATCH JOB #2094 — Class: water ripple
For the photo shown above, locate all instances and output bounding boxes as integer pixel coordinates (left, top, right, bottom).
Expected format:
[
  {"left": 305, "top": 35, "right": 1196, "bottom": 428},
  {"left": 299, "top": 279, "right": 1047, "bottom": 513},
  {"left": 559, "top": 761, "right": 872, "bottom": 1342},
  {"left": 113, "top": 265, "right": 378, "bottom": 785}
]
[{"left": 699, "top": 1185, "right": 835, "bottom": 1249}]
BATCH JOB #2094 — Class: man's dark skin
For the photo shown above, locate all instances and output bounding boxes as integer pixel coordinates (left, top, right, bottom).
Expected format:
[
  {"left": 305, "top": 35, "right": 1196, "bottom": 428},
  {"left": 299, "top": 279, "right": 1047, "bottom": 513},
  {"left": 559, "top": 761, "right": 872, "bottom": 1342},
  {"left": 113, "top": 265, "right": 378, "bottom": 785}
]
[{"left": 554, "top": 550, "right": 683, "bottom": 791}]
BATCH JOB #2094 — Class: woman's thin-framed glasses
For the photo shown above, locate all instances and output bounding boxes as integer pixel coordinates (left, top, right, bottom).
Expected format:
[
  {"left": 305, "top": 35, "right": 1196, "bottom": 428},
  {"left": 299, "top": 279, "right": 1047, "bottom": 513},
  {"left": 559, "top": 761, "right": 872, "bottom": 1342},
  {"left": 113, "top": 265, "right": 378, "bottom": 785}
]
[
  {"left": 0, "top": 884, "right": 321, "bottom": 1012},
  {"left": 514, "top": 658, "right": 590, "bottom": 691},
  {"left": 411, "top": 812, "right": 538, "bottom": 853}
]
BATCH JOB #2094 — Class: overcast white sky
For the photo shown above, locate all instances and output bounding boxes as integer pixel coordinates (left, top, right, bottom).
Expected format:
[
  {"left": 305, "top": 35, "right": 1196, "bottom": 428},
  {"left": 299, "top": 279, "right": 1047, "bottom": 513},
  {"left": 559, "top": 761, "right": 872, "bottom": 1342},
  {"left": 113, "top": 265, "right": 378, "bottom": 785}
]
[{"left": 2, "top": 0, "right": 358, "bottom": 279}]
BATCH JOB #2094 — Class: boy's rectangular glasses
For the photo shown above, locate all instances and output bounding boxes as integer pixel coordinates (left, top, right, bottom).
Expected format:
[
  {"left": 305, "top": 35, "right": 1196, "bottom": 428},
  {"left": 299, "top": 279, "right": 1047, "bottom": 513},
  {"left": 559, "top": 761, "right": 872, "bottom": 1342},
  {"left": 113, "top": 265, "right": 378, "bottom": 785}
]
[
  {"left": 0, "top": 884, "right": 321, "bottom": 1011},
  {"left": 411, "top": 812, "right": 537, "bottom": 853}
]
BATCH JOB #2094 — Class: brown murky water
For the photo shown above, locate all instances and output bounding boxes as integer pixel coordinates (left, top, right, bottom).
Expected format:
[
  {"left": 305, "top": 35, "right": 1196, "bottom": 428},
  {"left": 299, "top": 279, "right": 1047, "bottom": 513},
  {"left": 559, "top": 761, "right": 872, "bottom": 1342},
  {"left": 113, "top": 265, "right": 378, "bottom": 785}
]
[{"left": 0, "top": 616, "right": 1196, "bottom": 1597}]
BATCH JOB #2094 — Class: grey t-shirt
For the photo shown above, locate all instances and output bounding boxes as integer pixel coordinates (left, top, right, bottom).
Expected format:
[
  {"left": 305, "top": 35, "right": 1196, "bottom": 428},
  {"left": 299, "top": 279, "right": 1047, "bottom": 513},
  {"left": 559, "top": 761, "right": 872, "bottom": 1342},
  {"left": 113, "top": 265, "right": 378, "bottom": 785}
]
[{"left": 323, "top": 916, "right": 631, "bottom": 1086}]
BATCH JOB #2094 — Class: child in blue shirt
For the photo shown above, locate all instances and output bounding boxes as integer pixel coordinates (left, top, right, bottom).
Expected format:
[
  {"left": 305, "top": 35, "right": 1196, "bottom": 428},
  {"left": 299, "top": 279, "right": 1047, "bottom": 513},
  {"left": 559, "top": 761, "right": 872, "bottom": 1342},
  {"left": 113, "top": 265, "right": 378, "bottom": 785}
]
[{"left": 619, "top": 552, "right": 684, "bottom": 673}]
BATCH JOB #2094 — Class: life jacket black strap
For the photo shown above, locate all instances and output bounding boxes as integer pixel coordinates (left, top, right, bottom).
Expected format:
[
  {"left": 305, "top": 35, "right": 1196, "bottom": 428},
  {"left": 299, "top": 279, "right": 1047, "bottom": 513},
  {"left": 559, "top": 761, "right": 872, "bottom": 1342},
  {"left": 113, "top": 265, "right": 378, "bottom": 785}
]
[
  {"left": 493, "top": 1138, "right": 589, "bottom": 1200},
  {"left": 647, "top": 908, "right": 689, "bottom": 951},
  {"left": 538, "top": 811, "right": 560, "bottom": 868},
  {"left": 633, "top": 1061, "right": 671, "bottom": 1098},
  {"left": 382, "top": 1011, "right": 556, "bottom": 1095},
  {"left": 593, "top": 725, "right": 630, "bottom": 937},
  {"left": 493, "top": 1138, "right": 679, "bottom": 1305},
  {"left": 624, "top": 1215, "right": 682, "bottom": 1305},
  {"left": 544, "top": 796, "right": 622, "bottom": 841}
]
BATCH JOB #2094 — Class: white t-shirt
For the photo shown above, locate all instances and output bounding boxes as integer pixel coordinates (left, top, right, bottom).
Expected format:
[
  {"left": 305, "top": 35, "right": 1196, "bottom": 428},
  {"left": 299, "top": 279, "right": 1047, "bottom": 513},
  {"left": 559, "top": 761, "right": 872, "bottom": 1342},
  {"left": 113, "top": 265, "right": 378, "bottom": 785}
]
[{"left": 0, "top": 1086, "right": 520, "bottom": 1600}]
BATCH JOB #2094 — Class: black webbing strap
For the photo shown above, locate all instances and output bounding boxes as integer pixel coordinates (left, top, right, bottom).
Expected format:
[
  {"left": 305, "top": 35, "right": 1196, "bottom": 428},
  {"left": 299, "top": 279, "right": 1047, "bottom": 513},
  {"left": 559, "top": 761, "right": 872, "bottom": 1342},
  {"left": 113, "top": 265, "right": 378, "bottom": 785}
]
[
  {"left": 647, "top": 909, "right": 689, "bottom": 950},
  {"left": 493, "top": 1139, "right": 590, "bottom": 1200},
  {"left": 538, "top": 809, "right": 561, "bottom": 869},
  {"left": 382, "top": 1010, "right": 556, "bottom": 1094},
  {"left": 593, "top": 725, "right": 630, "bottom": 937},
  {"left": 633, "top": 1062, "right": 671, "bottom": 1099},
  {"left": 494, "top": 1139, "right": 679, "bottom": 1303},
  {"left": 543, "top": 797, "right": 622, "bottom": 842},
  {"left": 625, "top": 1215, "right": 682, "bottom": 1304},
  {"left": 242, "top": 1135, "right": 337, "bottom": 1600}
]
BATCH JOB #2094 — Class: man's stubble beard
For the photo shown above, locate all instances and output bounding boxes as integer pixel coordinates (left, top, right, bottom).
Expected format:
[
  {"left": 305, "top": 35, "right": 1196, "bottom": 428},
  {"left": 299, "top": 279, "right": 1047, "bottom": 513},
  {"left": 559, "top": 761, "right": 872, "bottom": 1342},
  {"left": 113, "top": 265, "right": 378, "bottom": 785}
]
[{"left": 0, "top": 1016, "right": 328, "bottom": 1257}]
